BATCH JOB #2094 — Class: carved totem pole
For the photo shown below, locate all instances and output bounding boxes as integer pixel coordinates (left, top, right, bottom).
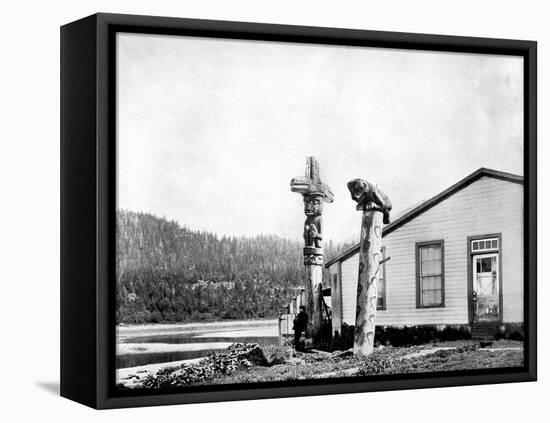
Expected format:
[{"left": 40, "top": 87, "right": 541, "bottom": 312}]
[
  {"left": 347, "top": 179, "right": 392, "bottom": 356},
  {"left": 291, "top": 157, "right": 334, "bottom": 343}
]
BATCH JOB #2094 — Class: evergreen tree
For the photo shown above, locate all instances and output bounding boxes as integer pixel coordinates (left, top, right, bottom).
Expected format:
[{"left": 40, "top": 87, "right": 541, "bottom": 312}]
[{"left": 116, "top": 210, "right": 353, "bottom": 324}]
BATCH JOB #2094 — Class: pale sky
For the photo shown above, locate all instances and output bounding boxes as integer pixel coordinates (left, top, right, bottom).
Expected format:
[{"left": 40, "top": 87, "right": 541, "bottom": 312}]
[{"left": 116, "top": 32, "right": 523, "bottom": 244}]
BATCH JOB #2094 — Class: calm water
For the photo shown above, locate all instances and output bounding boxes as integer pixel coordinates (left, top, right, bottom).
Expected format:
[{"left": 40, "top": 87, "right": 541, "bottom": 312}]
[{"left": 117, "top": 320, "right": 279, "bottom": 369}]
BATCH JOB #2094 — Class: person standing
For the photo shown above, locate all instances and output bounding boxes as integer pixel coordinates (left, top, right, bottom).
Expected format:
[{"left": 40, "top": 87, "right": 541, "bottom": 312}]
[{"left": 293, "top": 306, "right": 308, "bottom": 351}]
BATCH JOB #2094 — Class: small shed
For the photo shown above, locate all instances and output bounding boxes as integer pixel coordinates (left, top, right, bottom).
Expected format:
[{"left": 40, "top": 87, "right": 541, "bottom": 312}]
[
  {"left": 278, "top": 288, "right": 306, "bottom": 336},
  {"left": 279, "top": 288, "right": 332, "bottom": 336}
]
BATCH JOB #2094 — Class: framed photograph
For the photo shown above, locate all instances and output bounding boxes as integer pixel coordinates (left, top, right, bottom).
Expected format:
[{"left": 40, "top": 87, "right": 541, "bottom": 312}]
[{"left": 61, "top": 13, "right": 537, "bottom": 409}]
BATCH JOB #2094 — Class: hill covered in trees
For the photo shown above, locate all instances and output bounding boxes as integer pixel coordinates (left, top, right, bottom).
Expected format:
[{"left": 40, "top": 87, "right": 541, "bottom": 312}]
[{"left": 116, "top": 210, "right": 352, "bottom": 324}]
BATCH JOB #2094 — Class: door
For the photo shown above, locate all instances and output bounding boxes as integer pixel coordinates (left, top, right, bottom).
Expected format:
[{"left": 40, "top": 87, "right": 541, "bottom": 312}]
[{"left": 472, "top": 253, "right": 500, "bottom": 323}]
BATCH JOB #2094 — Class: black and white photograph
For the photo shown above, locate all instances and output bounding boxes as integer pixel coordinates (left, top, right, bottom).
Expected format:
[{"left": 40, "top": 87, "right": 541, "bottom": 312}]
[
  {"left": 3, "top": 0, "right": 548, "bottom": 419},
  {"left": 113, "top": 31, "right": 528, "bottom": 392}
]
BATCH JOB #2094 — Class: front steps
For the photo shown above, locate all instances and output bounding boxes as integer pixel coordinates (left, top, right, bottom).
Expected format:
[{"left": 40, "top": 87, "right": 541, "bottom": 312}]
[{"left": 471, "top": 324, "right": 500, "bottom": 340}]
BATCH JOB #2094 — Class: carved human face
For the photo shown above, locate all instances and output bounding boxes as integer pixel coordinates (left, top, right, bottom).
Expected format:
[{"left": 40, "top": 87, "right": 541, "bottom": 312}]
[{"left": 304, "top": 195, "right": 323, "bottom": 216}]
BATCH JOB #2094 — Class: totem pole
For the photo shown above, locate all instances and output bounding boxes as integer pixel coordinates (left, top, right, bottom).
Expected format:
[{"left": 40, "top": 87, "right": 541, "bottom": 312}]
[
  {"left": 347, "top": 178, "right": 392, "bottom": 356},
  {"left": 291, "top": 157, "right": 334, "bottom": 343}
]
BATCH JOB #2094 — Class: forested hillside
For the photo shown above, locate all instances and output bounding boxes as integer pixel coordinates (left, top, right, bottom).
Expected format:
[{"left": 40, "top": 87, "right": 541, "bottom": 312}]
[{"left": 116, "top": 210, "right": 351, "bottom": 324}]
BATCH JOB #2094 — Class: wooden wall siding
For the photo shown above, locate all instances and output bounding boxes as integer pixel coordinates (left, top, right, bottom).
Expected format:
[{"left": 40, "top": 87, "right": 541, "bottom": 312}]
[
  {"left": 341, "top": 254, "right": 359, "bottom": 325},
  {"left": 329, "top": 262, "right": 343, "bottom": 335},
  {"left": 338, "top": 176, "right": 523, "bottom": 326}
]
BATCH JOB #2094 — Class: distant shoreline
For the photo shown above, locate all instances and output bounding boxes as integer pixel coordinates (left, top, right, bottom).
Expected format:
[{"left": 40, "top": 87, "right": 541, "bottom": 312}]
[
  {"left": 117, "top": 318, "right": 278, "bottom": 330},
  {"left": 117, "top": 319, "right": 279, "bottom": 339}
]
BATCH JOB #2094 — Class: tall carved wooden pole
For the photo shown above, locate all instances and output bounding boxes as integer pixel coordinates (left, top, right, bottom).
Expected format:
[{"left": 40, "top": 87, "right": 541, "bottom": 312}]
[
  {"left": 347, "top": 179, "right": 392, "bottom": 356},
  {"left": 291, "top": 157, "right": 334, "bottom": 343}
]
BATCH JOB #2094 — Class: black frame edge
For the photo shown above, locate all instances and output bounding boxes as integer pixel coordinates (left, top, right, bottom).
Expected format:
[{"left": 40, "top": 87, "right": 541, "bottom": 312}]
[
  {"left": 93, "top": 12, "right": 536, "bottom": 54},
  {"left": 525, "top": 42, "right": 537, "bottom": 382},
  {"left": 59, "top": 12, "right": 537, "bottom": 409},
  {"left": 60, "top": 14, "right": 99, "bottom": 409}
]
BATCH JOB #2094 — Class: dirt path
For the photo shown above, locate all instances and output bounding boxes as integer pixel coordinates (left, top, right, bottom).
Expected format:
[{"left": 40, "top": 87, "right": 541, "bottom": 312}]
[{"left": 312, "top": 345, "right": 523, "bottom": 379}]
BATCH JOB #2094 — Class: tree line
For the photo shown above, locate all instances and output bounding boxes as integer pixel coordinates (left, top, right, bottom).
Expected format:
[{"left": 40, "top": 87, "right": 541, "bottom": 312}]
[{"left": 116, "top": 210, "right": 353, "bottom": 324}]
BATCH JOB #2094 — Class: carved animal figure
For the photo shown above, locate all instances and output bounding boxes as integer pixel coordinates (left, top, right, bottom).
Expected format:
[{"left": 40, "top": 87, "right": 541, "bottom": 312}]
[{"left": 347, "top": 179, "right": 392, "bottom": 224}]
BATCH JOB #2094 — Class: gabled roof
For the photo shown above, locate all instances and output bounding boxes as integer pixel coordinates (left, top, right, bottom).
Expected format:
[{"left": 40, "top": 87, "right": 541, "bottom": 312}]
[{"left": 325, "top": 168, "right": 523, "bottom": 268}]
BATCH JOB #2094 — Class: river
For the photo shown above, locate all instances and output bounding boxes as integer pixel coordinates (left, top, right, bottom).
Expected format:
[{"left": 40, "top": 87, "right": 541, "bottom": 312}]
[{"left": 116, "top": 319, "right": 280, "bottom": 369}]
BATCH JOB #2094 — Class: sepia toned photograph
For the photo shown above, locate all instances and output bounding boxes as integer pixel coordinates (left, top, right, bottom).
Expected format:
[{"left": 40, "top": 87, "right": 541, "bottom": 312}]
[{"left": 114, "top": 32, "right": 526, "bottom": 392}]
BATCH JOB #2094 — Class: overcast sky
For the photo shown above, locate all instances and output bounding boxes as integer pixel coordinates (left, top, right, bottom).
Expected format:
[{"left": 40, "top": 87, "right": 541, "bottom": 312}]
[{"left": 116, "top": 33, "right": 523, "bottom": 244}]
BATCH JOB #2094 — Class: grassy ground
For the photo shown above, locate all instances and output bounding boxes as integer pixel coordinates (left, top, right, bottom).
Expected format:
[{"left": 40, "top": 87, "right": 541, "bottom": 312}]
[
  {"left": 118, "top": 340, "right": 524, "bottom": 391},
  {"left": 196, "top": 340, "right": 523, "bottom": 386},
  {"left": 425, "top": 339, "right": 523, "bottom": 348}
]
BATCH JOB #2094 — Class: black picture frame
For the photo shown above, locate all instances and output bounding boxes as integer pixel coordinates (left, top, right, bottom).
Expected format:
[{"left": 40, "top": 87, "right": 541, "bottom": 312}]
[{"left": 60, "top": 12, "right": 537, "bottom": 409}]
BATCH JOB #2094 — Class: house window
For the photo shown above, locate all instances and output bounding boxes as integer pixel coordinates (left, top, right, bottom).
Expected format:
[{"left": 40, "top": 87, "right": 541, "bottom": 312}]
[
  {"left": 471, "top": 237, "right": 498, "bottom": 252},
  {"left": 377, "top": 247, "right": 386, "bottom": 310},
  {"left": 416, "top": 241, "right": 444, "bottom": 308}
]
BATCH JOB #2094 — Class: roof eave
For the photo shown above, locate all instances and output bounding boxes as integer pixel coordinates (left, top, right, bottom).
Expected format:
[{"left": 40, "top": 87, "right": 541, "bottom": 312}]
[{"left": 324, "top": 167, "right": 523, "bottom": 268}]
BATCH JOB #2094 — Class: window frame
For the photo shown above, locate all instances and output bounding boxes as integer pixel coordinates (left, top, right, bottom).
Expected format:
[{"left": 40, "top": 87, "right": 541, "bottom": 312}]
[
  {"left": 377, "top": 246, "right": 387, "bottom": 310},
  {"left": 415, "top": 240, "right": 445, "bottom": 308},
  {"left": 471, "top": 237, "right": 499, "bottom": 253},
  {"left": 467, "top": 233, "right": 503, "bottom": 324}
]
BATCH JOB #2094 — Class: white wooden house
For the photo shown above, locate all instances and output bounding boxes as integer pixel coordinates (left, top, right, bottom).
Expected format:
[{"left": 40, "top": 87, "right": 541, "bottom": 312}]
[{"left": 325, "top": 168, "right": 524, "bottom": 338}]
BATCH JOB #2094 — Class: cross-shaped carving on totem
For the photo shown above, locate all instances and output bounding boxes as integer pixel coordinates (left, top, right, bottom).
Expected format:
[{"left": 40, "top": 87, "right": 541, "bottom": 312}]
[{"left": 290, "top": 157, "right": 334, "bottom": 266}]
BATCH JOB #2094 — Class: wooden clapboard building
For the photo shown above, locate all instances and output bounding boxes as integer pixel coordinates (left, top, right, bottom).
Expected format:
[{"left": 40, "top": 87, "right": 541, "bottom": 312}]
[{"left": 325, "top": 168, "right": 524, "bottom": 339}]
